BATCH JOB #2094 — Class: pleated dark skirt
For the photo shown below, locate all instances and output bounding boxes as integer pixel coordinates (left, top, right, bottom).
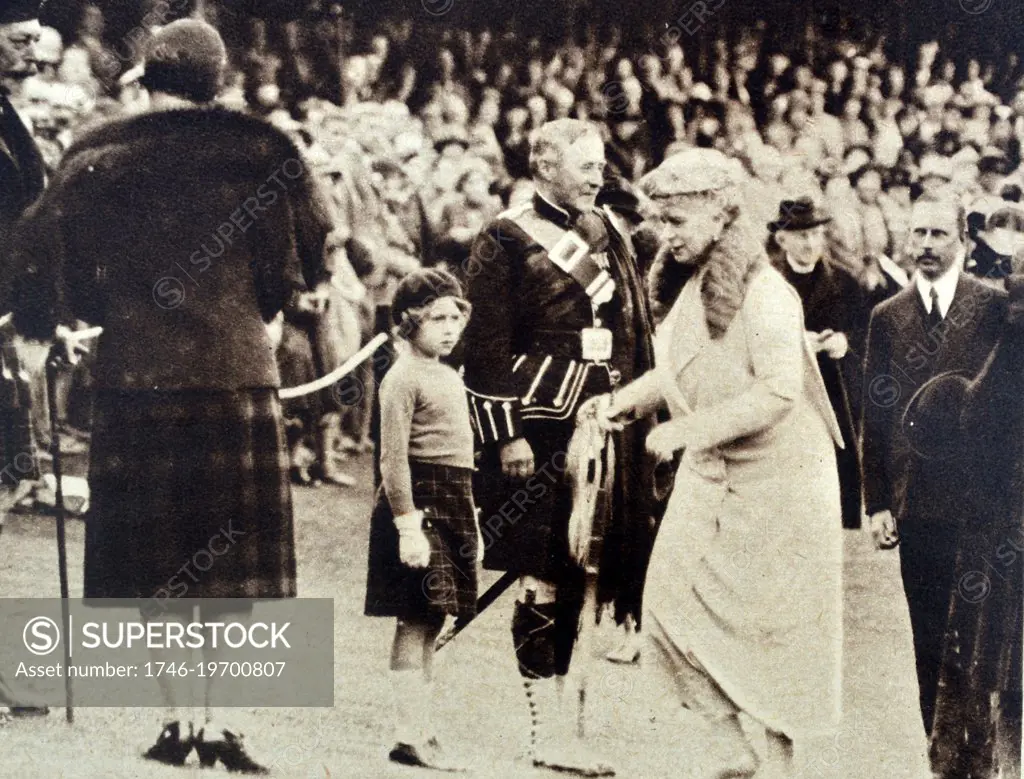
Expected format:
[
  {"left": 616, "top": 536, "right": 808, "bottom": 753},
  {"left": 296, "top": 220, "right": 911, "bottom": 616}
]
[
  {"left": 83, "top": 388, "right": 296, "bottom": 601},
  {"left": 364, "top": 461, "right": 478, "bottom": 619}
]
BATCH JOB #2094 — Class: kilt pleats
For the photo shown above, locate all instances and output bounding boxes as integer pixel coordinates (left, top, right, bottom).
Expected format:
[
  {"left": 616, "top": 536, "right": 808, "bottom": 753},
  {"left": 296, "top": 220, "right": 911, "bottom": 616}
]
[
  {"left": 83, "top": 388, "right": 296, "bottom": 600},
  {"left": 365, "top": 461, "right": 478, "bottom": 619}
]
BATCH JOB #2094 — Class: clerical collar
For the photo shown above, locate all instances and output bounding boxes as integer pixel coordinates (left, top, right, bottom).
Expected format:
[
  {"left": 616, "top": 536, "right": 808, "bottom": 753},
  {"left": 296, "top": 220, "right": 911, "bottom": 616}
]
[
  {"left": 785, "top": 255, "right": 819, "bottom": 275},
  {"left": 533, "top": 192, "right": 574, "bottom": 229}
]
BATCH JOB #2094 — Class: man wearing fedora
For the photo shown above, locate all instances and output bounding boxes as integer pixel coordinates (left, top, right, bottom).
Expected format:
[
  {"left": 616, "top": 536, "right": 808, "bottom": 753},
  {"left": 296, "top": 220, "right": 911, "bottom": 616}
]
[
  {"left": 769, "top": 196, "right": 869, "bottom": 529},
  {"left": 860, "top": 190, "right": 1006, "bottom": 739}
]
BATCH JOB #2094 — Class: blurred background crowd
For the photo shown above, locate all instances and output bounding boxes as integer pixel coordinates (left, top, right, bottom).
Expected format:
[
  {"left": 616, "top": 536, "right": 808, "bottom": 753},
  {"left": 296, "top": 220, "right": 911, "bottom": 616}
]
[{"left": 15, "top": 0, "right": 1024, "bottom": 487}]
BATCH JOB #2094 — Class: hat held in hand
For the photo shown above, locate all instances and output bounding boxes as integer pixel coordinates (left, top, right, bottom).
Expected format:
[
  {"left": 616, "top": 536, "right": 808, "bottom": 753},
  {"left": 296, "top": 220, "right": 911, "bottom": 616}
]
[{"left": 901, "top": 371, "right": 971, "bottom": 460}]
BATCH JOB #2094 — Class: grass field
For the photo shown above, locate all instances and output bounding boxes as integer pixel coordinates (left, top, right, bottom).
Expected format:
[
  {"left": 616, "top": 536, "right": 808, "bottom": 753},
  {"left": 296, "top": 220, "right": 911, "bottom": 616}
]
[{"left": 0, "top": 452, "right": 932, "bottom": 778}]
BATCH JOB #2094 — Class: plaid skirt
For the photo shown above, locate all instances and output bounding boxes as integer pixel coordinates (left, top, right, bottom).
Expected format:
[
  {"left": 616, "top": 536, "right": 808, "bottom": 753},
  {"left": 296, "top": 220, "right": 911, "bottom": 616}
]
[
  {"left": 364, "top": 461, "right": 478, "bottom": 619},
  {"left": 83, "top": 389, "right": 296, "bottom": 600}
]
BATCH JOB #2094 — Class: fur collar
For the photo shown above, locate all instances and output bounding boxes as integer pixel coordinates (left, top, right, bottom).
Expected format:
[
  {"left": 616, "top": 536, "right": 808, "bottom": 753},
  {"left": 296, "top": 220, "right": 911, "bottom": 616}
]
[
  {"left": 699, "top": 216, "right": 770, "bottom": 338},
  {"left": 63, "top": 105, "right": 299, "bottom": 165}
]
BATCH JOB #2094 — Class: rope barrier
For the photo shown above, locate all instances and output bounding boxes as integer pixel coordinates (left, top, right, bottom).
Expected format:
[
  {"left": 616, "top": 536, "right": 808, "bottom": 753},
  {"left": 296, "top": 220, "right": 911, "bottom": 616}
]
[
  {"left": 278, "top": 332, "right": 390, "bottom": 399},
  {"left": 24, "top": 320, "right": 389, "bottom": 400}
]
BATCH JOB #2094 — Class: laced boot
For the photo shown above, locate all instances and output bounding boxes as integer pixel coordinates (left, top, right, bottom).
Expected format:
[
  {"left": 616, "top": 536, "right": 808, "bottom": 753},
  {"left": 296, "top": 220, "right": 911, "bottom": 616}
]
[{"left": 524, "top": 676, "right": 615, "bottom": 777}]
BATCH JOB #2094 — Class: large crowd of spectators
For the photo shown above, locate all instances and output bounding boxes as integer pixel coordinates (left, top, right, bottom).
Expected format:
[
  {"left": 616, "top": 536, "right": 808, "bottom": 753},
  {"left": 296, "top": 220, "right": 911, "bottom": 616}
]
[{"left": 11, "top": 4, "right": 1024, "bottom": 482}]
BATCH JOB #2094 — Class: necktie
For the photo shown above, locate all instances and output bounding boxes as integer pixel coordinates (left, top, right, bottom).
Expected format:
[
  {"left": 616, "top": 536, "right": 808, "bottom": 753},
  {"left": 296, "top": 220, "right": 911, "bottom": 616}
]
[{"left": 928, "top": 286, "right": 943, "bottom": 330}]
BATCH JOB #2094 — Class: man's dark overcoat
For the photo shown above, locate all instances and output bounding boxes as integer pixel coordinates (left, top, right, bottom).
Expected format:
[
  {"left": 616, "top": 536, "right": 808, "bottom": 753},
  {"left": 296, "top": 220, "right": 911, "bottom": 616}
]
[
  {"left": 914, "top": 281, "right": 1024, "bottom": 779},
  {"left": 861, "top": 272, "right": 1007, "bottom": 736}
]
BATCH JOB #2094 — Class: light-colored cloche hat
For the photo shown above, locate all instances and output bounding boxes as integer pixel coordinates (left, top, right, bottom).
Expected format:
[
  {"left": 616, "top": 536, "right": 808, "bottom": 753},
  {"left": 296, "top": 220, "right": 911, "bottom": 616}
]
[{"left": 638, "top": 147, "right": 744, "bottom": 200}]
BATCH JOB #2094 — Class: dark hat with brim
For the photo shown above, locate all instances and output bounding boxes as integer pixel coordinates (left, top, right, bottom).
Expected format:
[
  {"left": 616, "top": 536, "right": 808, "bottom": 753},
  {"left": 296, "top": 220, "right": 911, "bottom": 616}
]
[
  {"left": 768, "top": 196, "right": 832, "bottom": 232},
  {"left": 901, "top": 371, "right": 971, "bottom": 460},
  {"left": 0, "top": 0, "right": 43, "bottom": 25},
  {"left": 597, "top": 177, "right": 645, "bottom": 225}
]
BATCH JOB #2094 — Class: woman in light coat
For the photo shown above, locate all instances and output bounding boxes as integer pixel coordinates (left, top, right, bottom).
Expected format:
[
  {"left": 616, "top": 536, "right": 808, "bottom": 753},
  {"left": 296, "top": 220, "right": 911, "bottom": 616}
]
[{"left": 586, "top": 148, "right": 844, "bottom": 777}]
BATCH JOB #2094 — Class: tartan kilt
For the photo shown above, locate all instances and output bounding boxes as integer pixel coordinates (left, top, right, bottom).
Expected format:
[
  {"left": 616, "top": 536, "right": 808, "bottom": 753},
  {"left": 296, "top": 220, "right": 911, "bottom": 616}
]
[
  {"left": 83, "top": 388, "right": 296, "bottom": 600},
  {"left": 364, "top": 461, "right": 478, "bottom": 619}
]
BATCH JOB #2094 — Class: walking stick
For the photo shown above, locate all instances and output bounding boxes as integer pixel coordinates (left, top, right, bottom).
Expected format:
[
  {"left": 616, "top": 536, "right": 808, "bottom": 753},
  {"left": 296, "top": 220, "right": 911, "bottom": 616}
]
[{"left": 45, "top": 348, "right": 73, "bottom": 724}]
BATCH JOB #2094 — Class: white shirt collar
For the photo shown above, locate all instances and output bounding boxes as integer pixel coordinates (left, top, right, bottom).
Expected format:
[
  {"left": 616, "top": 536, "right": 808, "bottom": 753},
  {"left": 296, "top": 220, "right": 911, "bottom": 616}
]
[{"left": 914, "top": 261, "right": 960, "bottom": 317}]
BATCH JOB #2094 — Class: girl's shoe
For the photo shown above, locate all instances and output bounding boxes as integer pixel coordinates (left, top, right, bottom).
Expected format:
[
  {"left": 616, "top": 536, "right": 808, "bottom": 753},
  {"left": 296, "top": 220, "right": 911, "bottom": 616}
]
[
  {"left": 142, "top": 721, "right": 194, "bottom": 766},
  {"left": 195, "top": 725, "right": 269, "bottom": 774}
]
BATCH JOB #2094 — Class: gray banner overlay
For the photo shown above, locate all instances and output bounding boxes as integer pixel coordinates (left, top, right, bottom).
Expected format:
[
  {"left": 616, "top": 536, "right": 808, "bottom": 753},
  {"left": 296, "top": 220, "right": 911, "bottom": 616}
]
[{"left": 0, "top": 599, "right": 333, "bottom": 707}]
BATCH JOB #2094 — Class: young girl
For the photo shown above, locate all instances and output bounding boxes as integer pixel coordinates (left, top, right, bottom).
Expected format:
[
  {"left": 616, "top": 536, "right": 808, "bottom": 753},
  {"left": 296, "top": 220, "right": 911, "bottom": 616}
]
[{"left": 364, "top": 268, "right": 479, "bottom": 770}]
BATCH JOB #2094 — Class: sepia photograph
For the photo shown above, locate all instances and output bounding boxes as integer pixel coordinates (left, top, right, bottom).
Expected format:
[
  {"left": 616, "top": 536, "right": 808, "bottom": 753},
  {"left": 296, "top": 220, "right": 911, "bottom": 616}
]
[{"left": 0, "top": 0, "right": 1020, "bottom": 776}]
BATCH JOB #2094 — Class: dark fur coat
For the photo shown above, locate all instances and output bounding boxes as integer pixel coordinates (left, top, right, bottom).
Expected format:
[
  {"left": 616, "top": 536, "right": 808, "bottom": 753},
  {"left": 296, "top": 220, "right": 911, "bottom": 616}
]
[{"left": 2, "top": 106, "right": 331, "bottom": 390}]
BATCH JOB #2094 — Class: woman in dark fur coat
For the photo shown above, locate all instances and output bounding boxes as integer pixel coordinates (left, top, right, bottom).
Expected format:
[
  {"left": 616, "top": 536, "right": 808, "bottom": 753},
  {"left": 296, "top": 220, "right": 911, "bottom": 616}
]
[{"left": 4, "top": 20, "right": 330, "bottom": 773}]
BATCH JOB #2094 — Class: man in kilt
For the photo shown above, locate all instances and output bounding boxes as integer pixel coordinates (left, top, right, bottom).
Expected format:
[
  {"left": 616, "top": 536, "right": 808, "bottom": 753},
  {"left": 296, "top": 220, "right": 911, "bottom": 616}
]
[
  {"left": 4, "top": 19, "right": 329, "bottom": 771},
  {"left": 461, "top": 118, "right": 659, "bottom": 776},
  {"left": 0, "top": 0, "right": 48, "bottom": 719}
]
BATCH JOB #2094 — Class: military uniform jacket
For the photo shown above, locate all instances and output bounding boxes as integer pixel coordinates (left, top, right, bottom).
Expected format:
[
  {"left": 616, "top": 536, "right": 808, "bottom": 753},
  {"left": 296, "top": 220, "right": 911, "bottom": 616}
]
[
  {"left": 461, "top": 192, "right": 659, "bottom": 587},
  {"left": 461, "top": 193, "right": 655, "bottom": 447}
]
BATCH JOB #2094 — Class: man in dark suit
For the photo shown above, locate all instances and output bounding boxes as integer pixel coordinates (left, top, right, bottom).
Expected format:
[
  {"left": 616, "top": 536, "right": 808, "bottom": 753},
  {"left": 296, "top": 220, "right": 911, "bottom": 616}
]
[
  {"left": 769, "top": 196, "right": 870, "bottom": 528},
  {"left": 0, "top": 0, "right": 48, "bottom": 719},
  {"left": 861, "top": 190, "right": 1007, "bottom": 738},
  {"left": 462, "top": 118, "right": 658, "bottom": 776},
  {"left": 901, "top": 269, "right": 1024, "bottom": 779}
]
